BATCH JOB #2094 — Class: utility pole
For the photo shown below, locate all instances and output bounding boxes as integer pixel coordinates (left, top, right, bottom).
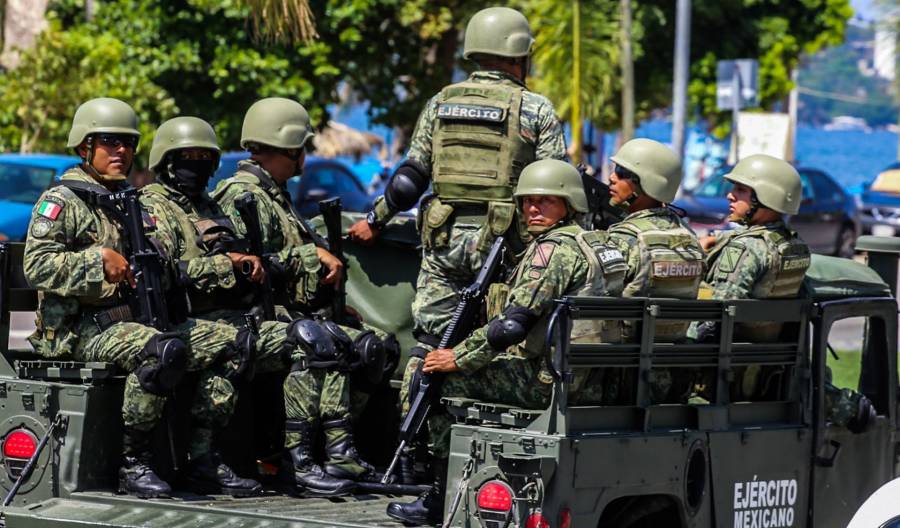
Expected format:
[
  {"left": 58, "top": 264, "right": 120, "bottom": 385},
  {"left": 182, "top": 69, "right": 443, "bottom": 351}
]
[
  {"left": 571, "top": 0, "right": 582, "bottom": 165},
  {"left": 86, "top": 0, "right": 94, "bottom": 20},
  {"left": 671, "top": 0, "right": 691, "bottom": 161},
  {"left": 620, "top": 0, "right": 635, "bottom": 141},
  {"left": 787, "top": 67, "right": 799, "bottom": 163}
]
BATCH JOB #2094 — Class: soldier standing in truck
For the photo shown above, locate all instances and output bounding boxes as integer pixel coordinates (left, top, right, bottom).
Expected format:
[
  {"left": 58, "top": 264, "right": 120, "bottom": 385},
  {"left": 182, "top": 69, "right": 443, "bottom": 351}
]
[{"left": 347, "top": 6, "right": 567, "bottom": 484}]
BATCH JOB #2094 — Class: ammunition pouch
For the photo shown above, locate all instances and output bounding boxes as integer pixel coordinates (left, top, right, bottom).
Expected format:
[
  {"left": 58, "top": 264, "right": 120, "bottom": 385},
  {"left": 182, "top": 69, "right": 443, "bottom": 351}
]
[
  {"left": 134, "top": 332, "right": 188, "bottom": 395},
  {"left": 479, "top": 201, "right": 516, "bottom": 252},
  {"left": 420, "top": 196, "right": 455, "bottom": 249},
  {"left": 285, "top": 318, "right": 340, "bottom": 369},
  {"left": 92, "top": 304, "right": 135, "bottom": 332}
]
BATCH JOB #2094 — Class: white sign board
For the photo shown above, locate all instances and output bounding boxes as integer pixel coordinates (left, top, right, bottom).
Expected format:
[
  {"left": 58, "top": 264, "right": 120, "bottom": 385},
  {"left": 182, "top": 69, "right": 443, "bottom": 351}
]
[{"left": 728, "top": 112, "right": 791, "bottom": 165}]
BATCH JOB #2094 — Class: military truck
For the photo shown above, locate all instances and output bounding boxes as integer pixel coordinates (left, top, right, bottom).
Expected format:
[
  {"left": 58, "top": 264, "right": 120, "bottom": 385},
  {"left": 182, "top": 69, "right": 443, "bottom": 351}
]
[{"left": 0, "top": 214, "right": 896, "bottom": 528}]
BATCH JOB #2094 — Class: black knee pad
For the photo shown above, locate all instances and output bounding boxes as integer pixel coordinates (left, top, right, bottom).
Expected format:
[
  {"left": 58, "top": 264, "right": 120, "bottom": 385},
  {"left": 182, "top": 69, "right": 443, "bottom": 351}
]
[
  {"left": 285, "top": 318, "right": 339, "bottom": 369},
  {"left": 217, "top": 325, "right": 258, "bottom": 386},
  {"left": 134, "top": 332, "right": 188, "bottom": 395}
]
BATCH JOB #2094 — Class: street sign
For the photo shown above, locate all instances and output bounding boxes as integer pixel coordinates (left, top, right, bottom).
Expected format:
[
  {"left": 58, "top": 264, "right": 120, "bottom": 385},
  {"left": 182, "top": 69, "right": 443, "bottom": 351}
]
[{"left": 716, "top": 59, "right": 759, "bottom": 111}]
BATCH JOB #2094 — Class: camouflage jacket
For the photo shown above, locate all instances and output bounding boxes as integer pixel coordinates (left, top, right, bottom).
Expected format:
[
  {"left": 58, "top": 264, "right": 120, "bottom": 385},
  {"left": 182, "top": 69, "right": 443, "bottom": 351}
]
[
  {"left": 373, "top": 70, "right": 567, "bottom": 222},
  {"left": 23, "top": 167, "right": 130, "bottom": 357},
  {"left": 212, "top": 159, "right": 322, "bottom": 307},
  {"left": 704, "top": 221, "right": 808, "bottom": 300},
  {"left": 139, "top": 182, "right": 240, "bottom": 307},
  {"left": 454, "top": 222, "right": 590, "bottom": 373}
]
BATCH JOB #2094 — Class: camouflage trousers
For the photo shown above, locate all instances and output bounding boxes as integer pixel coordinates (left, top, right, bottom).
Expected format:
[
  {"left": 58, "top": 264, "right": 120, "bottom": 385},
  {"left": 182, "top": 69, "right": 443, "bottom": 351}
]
[
  {"left": 428, "top": 355, "right": 550, "bottom": 459},
  {"left": 401, "top": 221, "right": 490, "bottom": 415},
  {"left": 75, "top": 317, "right": 238, "bottom": 458}
]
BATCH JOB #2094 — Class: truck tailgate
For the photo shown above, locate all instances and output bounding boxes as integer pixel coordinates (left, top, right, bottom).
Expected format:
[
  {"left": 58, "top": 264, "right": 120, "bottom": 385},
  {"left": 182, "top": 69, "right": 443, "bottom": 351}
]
[{"left": 3, "top": 491, "right": 401, "bottom": 527}]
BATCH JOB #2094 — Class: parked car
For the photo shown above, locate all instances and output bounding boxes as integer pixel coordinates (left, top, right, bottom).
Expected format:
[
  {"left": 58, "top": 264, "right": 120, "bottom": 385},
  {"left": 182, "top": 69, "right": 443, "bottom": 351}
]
[
  {"left": 674, "top": 165, "right": 860, "bottom": 258},
  {"left": 209, "top": 151, "right": 375, "bottom": 217},
  {"left": 0, "top": 154, "right": 79, "bottom": 241},
  {"left": 858, "top": 161, "right": 900, "bottom": 237}
]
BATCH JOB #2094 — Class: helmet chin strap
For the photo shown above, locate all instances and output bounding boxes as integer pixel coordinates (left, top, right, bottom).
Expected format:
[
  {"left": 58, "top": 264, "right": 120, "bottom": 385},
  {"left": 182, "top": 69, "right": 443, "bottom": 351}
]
[{"left": 736, "top": 191, "right": 761, "bottom": 225}]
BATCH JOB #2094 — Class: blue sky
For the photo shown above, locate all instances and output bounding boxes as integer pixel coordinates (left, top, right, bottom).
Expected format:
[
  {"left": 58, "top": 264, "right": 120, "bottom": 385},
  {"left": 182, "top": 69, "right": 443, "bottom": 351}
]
[{"left": 851, "top": 0, "right": 877, "bottom": 20}]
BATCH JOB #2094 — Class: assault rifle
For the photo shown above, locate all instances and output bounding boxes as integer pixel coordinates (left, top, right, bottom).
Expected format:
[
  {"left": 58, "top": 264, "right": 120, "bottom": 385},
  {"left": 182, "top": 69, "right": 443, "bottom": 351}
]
[
  {"left": 382, "top": 236, "right": 507, "bottom": 484},
  {"left": 579, "top": 164, "right": 626, "bottom": 230},
  {"left": 318, "top": 198, "right": 347, "bottom": 325},
  {"left": 58, "top": 182, "right": 174, "bottom": 331},
  {"left": 234, "top": 192, "right": 276, "bottom": 322}
]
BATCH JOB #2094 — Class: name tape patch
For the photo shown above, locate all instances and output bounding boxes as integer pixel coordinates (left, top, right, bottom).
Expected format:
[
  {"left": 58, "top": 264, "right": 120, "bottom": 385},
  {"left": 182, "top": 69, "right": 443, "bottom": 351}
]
[
  {"left": 597, "top": 248, "right": 624, "bottom": 264},
  {"left": 782, "top": 257, "right": 810, "bottom": 271},
  {"left": 437, "top": 103, "right": 504, "bottom": 123},
  {"left": 652, "top": 261, "right": 703, "bottom": 279}
]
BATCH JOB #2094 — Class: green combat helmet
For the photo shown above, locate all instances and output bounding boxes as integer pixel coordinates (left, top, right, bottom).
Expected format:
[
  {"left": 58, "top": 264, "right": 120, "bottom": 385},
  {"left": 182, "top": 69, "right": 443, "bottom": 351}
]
[
  {"left": 240, "top": 97, "right": 314, "bottom": 151},
  {"left": 514, "top": 159, "right": 588, "bottom": 213},
  {"left": 725, "top": 154, "right": 801, "bottom": 216},
  {"left": 149, "top": 116, "right": 220, "bottom": 174},
  {"left": 463, "top": 7, "right": 534, "bottom": 60},
  {"left": 66, "top": 97, "right": 140, "bottom": 149},
  {"left": 610, "top": 138, "right": 682, "bottom": 204}
]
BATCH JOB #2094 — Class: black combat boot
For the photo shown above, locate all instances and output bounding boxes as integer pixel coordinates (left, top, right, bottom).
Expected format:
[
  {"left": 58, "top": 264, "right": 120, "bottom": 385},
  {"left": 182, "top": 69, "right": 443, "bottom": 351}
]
[
  {"left": 398, "top": 443, "right": 417, "bottom": 485},
  {"left": 322, "top": 417, "right": 384, "bottom": 483},
  {"left": 119, "top": 429, "right": 172, "bottom": 499},
  {"left": 184, "top": 451, "right": 262, "bottom": 497},
  {"left": 282, "top": 419, "right": 356, "bottom": 497},
  {"left": 386, "top": 458, "right": 446, "bottom": 525}
]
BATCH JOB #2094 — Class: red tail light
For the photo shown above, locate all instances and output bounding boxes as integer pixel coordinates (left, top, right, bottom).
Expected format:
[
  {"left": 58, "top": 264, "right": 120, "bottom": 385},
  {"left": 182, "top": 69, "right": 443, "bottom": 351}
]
[
  {"left": 526, "top": 513, "right": 550, "bottom": 528},
  {"left": 559, "top": 508, "right": 572, "bottom": 528},
  {"left": 477, "top": 480, "right": 513, "bottom": 512},
  {"left": 3, "top": 429, "right": 37, "bottom": 459}
]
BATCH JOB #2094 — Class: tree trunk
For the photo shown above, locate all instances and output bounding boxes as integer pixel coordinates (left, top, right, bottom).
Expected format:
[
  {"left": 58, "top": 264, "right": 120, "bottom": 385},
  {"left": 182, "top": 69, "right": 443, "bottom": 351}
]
[
  {"left": 1, "top": 0, "right": 49, "bottom": 70},
  {"left": 619, "top": 0, "right": 635, "bottom": 141}
]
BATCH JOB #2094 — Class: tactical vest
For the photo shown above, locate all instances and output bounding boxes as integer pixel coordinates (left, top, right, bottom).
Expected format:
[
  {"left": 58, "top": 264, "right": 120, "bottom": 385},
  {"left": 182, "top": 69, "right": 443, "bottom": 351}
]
[
  {"left": 724, "top": 225, "right": 811, "bottom": 341},
  {"left": 431, "top": 80, "right": 535, "bottom": 204},
  {"left": 614, "top": 211, "right": 705, "bottom": 340},
  {"left": 489, "top": 225, "right": 625, "bottom": 392},
  {"left": 142, "top": 183, "right": 245, "bottom": 313}
]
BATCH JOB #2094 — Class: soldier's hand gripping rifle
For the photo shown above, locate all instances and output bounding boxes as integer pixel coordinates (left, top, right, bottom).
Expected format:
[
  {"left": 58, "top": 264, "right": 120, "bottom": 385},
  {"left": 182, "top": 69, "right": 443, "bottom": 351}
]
[
  {"left": 318, "top": 197, "right": 347, "bottom": 325},
  {"left": 234, "top": 192, "right": 276, "bottom": 322},
  {"left": 382, "top": 236, "right": 507, "bottom": 484}
]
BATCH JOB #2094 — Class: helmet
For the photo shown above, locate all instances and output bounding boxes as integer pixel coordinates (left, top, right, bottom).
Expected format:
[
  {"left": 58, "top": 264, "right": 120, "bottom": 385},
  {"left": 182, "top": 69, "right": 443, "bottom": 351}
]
[
  {"left": 514, "top": 159, "right": 588, "bottom": 213},
  {"left": 610, "top": 138, "right": 682, "bottom": 203},
  {"left": 463, "top": 7, "right": 534, "bottom": 60},
  {"left": 66, "top": 97, "right": 140, "bottom": 148},
  {"left": 725, "top": 154, "right": 801, "bottom": 215},
  {"left": 240, "top": 97, "right": 314, "bottom": 150},
  {"left": 149, "top": 116, "right": 220, "bottom": 173}
]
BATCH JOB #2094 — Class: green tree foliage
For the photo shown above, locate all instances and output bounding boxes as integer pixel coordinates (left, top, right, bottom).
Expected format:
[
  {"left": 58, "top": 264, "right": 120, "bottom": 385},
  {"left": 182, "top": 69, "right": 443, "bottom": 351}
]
[{"left": 0, "top": 20, "right": 175, "bottom": 153}]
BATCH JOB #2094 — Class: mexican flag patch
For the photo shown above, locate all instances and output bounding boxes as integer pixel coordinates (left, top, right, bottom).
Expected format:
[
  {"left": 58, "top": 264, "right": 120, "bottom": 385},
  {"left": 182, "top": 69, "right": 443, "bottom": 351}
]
[{"left": 37, "top": 200, "right": 63, "bottom": 220}]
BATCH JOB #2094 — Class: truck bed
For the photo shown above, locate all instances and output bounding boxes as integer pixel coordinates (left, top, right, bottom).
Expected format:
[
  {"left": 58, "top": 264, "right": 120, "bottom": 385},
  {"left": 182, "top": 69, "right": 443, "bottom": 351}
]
[{"left": 2, "top": 490, "right": 402, "bottom": 527}]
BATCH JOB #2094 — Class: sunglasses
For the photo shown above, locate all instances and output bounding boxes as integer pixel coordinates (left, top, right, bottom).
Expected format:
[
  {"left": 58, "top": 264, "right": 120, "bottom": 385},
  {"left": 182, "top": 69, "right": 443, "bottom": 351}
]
[
  {"left": 177, "top": 149, "right": 217, "bottom": 161},
  {"left": 95, "top": 134, "right": 138, "bottom": 150},
  {"left": 614, "top": 164, "right": 639, "bottom": 182}
]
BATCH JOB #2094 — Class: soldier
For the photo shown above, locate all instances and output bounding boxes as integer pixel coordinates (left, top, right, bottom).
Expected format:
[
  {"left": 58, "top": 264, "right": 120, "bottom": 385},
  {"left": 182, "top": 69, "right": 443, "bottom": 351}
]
[
  {"left": 347, "top": 6, "right": 567, "bottom": 481},
  {"left": 23, "top": 98, "right": 260, "bottom": 498},
  {"left": 606, "top": 138, "right": 705, "bottom": 402},
  {"left": 690, "top": 155, "right": 876, "bottom": 429},
  {"left": 386, "top": 159, "right": 625, "bottom": 525},
  {"left": 211, "top": 101, "right": 394, "bottom": 495}
]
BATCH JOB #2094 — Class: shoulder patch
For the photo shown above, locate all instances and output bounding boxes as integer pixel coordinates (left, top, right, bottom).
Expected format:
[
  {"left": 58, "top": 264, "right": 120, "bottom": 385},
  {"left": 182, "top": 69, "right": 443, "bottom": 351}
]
[
  {"left": 36, "top": 197, "right": 64, "bottom": 220},
  {"left": 531, "top": 242, "right": 557, "bottom": 269},
  {"left": 30, "top": 217, "right": 53, "bottom": 238},
  {"left": 437, "top": 103, "right": 505, "bottom": 123},
  {"left": 717, "top": 245, "right": 746, "bottom": 274}
]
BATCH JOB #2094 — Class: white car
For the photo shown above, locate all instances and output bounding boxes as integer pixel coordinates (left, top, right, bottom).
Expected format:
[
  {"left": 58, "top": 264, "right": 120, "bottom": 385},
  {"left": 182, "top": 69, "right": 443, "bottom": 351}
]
[{"left": 848, "top": 477, "right": 900, "bottom": 528}]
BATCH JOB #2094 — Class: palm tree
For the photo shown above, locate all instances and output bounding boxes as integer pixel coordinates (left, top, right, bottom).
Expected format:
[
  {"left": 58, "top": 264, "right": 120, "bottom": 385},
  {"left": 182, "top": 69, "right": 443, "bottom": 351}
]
[{"left": 238, "top": 0, "right": 318, "bottom": 44}]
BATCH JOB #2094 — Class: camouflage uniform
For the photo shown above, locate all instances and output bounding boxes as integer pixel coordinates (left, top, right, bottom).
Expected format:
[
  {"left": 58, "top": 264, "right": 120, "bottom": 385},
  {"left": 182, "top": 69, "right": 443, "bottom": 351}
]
[
  {"left": 387, "top": 70, "right": 567, "bottom": 414},
  {"left": 428, "top": 221, "right": 624, "bottom": 458},
  {"left": 212, "top": 160, "right": 372, "bottom": 472},
  {"left": 24, "top": 167, "right": 239, "bottom": 459},
  {"left": 607, "top": 207, "right": 705, "bottom": 402}
]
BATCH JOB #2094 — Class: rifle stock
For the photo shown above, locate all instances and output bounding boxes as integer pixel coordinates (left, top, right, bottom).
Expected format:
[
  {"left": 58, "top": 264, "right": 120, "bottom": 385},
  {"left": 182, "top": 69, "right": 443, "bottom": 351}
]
[
  {"left": 382, "top": 236, "right": 507, "bottom": 484},
  {"left": 234, "top": 192, "right": 276, "bottom": 322},
  {"left": 318, "top": 198, "right": 347, "bottom": 324},
  {"left": 578, "top": 165, "right": 626, "bottom": 230}
]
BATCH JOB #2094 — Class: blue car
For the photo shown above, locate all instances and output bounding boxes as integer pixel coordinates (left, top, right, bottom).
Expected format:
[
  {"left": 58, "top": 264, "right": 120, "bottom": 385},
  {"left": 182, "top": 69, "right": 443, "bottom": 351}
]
[
  {"left": 859, "top": 161, "right": 900, "bottom": 237},
  {"left": 674, "top": 165, "right": 860, "bottom": 258},
  {"left": 0, "top": 154, "right": 80, "bottom": 241},
  {"left": 209, "top": 152, "right": 375, "bottom": 217}
]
